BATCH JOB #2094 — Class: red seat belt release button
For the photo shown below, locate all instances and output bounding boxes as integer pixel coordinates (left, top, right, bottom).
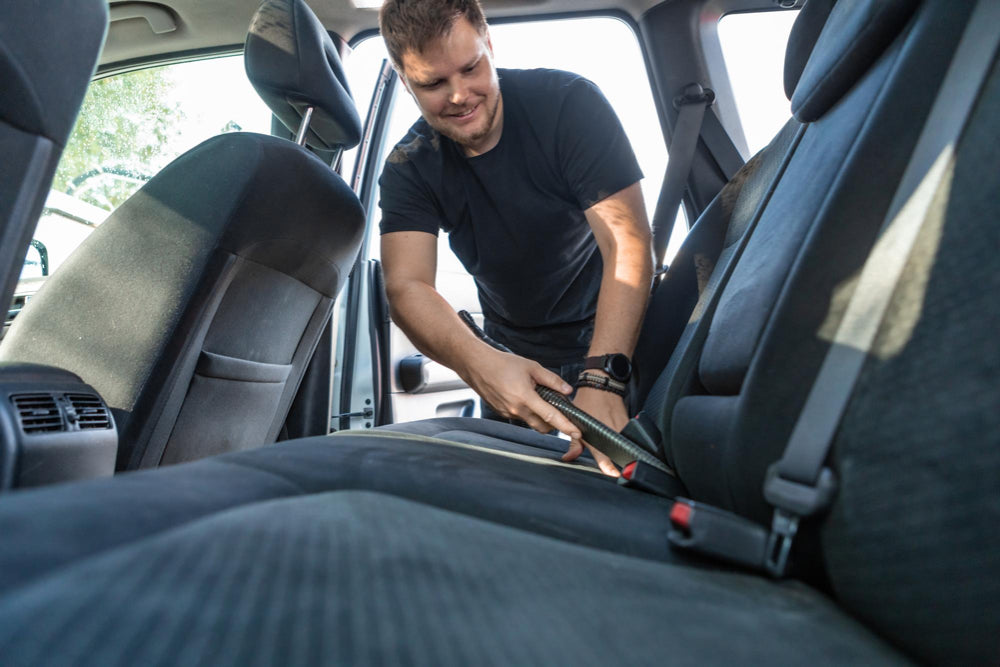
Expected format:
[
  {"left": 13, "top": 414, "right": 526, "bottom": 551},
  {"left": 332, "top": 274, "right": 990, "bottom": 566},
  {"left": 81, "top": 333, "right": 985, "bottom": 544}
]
[
  {"left": 622, "top": 461, "right": 637, "bottom": 480},
  {"left": 670, "top": 500, "right": 693, "bottom": 531}
]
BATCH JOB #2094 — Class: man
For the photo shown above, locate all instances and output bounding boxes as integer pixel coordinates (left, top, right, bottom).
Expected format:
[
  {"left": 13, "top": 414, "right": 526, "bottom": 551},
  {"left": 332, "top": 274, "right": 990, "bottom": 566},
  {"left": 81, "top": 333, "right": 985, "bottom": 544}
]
[{"left": 378, "top": 0, "right": 652, "bottom": 477}]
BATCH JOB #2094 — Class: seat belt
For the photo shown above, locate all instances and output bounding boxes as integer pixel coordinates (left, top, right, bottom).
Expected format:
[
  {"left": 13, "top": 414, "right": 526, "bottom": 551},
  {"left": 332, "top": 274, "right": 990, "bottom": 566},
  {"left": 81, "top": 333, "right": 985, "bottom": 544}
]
[
  {"left": 700, "top": 104, "right": 746, "bottom": 181},
  {"left": 667, "top": 0, "right": 1000, "bottom": 577},
  {"left": 652, "top": 84, "right": 732, "bottom": 272}
]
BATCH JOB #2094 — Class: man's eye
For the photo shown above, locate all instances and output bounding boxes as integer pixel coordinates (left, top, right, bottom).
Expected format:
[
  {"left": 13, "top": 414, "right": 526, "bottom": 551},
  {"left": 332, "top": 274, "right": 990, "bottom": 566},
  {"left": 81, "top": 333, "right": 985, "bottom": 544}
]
[{"left": 464, "top": 62, "right": 479, "bottom": 74}]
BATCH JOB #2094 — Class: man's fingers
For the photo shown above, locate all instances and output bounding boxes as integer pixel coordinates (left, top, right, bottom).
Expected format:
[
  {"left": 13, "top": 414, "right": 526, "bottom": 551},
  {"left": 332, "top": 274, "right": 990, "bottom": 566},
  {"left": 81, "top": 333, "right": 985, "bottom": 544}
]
[
  {"left": 530, "top": 366, "right": 573, "bottom": 395},
  {"left": 586, "top": 444, "right": 621, "bottom": 478},
  {"left": 562, "top": 438, "right": 584, "bottom": 462},
  {"left": 530, "top": 396, "right": 580, "bottom": 439}
]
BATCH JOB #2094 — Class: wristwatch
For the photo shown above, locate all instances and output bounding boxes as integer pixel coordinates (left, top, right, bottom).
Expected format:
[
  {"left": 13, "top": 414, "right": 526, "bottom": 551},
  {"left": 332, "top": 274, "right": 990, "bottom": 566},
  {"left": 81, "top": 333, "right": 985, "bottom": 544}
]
[{"left": 583, "top": 353, "right": 632, "bottom": 383}]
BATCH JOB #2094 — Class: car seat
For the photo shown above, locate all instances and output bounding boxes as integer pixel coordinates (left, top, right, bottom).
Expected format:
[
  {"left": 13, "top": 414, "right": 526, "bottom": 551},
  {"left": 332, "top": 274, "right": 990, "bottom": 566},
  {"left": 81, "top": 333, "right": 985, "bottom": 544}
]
[{"left": 0, "top": 0, "right": 366, "bottom": 470}]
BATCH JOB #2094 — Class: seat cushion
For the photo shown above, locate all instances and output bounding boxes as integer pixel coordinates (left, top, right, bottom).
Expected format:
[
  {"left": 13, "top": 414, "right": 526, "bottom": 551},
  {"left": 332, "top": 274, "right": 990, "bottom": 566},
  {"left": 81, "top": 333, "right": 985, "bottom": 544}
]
[
  {"left": 376, "top": 416, "right": 575, "bottom": 456},
  {"left": 0, "top": 430, "right": 673, "bottom": 598},
  {"left": 0, "top": 491, "right": 909, "bottom": 666}
]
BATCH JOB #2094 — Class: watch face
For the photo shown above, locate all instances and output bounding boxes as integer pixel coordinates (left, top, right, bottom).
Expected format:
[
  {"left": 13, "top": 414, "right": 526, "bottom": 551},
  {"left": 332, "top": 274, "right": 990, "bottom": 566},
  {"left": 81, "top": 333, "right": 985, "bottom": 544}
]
[{"left": 607, "top": 354, "right": 632, "bottom": 381}]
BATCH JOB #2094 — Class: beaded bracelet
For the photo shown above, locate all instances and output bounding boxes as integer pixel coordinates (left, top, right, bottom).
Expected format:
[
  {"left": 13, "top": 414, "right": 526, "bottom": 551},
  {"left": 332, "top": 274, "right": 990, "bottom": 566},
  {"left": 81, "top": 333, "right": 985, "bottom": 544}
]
[{"left": 575, "top": 371, "right": 627, "bottom": 397}]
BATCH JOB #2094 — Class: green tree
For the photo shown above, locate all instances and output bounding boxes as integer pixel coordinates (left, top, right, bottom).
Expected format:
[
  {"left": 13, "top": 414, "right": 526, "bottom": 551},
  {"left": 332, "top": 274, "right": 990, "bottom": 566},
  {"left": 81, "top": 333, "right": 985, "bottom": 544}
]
[{"left": 52, "top": 68, "right": 186, "bottom": 210}]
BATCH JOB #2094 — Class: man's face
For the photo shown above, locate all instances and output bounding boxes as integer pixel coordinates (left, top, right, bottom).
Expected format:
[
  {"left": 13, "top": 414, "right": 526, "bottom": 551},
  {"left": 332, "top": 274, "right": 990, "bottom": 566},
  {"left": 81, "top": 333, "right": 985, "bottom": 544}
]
[{"left": 398, "top": 17, "right": 503, "bottom": 156}]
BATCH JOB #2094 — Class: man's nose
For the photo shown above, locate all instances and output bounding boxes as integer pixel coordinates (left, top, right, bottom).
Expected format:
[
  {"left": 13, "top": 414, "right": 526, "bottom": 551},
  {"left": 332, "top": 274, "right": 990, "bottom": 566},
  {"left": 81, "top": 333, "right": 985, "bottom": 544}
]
[{"left": 448, "top": 79, "right": 469, "bottom": 106}]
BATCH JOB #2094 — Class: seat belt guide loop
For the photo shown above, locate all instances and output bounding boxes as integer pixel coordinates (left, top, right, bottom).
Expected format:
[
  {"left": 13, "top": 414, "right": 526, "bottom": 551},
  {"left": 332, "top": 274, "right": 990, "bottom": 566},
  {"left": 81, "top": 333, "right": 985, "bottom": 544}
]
[
  {"left": 673, "top": 83, "right": 715, "bottom": 110},
  {"left": 763, "top": 463, "right": 838, "bottom": 518}
]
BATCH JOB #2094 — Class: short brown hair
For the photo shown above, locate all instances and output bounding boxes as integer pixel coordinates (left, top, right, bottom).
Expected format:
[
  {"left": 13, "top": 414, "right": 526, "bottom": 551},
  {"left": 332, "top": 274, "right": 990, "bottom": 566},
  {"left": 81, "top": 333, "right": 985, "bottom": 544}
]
[{"left": 379, "top": 0, "right": 488, "bottom": 68}]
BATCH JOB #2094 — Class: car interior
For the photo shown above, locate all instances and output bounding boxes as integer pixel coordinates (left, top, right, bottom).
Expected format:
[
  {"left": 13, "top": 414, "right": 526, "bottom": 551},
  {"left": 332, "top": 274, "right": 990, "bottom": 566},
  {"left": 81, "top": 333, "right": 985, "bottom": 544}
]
[{"left": 0, "top": 0, "right": 997, "bottom": 664}]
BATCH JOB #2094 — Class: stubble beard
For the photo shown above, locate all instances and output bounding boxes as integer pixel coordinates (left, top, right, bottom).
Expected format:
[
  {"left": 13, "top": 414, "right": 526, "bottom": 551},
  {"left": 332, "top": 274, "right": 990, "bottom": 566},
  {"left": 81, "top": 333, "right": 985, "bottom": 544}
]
[{"left": 435, "top": 90, "right": 502, "bottom": 151}]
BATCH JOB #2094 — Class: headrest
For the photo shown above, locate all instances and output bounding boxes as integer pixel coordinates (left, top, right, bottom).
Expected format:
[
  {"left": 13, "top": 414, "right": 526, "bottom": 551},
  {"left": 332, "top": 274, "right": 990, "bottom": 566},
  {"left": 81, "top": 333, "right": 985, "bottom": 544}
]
[
  {"left": 0, "top": 0, "right": 107, "bottom": 143},
  {"left": 790, "top": 0, "right": 920, "bottom": 122},
  {"left": 783, "top": 0, "right": 836, "bottom": 101},
  {"left": 244, "top": 0, "right": 362, "bottom": 152}
]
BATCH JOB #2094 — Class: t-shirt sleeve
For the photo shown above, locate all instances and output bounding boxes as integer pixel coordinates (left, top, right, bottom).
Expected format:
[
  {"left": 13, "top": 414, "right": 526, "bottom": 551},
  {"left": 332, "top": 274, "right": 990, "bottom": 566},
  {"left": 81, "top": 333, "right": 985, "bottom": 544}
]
[
  {"left": 378, "top": 160, "right": 442, "bottom": 236},
  {"left": 555, "top": 77, "right": 644, "bottom": 210}
]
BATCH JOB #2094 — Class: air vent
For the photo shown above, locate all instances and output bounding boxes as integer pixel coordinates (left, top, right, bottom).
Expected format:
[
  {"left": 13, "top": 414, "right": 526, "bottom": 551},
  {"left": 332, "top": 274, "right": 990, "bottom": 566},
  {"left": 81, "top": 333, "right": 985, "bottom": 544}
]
[
  {"left": 12, "top": 393, "right": 64, "bottom": 434},
  {"left": 67, "top": 393, "right": 112, "bottom": 430}
]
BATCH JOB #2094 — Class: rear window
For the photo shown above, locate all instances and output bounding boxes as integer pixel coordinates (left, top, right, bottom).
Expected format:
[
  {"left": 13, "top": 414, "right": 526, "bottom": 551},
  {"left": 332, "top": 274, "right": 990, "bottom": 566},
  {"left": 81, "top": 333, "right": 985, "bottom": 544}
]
[{"left": 717, "top": 10, "right": 799, "bottom": 154}]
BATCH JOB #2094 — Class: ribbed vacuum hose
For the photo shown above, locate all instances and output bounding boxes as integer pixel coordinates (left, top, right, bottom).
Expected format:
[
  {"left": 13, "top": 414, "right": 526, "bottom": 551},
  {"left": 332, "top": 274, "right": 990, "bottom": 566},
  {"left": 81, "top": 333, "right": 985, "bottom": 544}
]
[
  {"left": 459, "top": 309, "right": 672, "bottom": 474},
  {"left": 534, "top": 386, "right": 673, "bottom": 474}
]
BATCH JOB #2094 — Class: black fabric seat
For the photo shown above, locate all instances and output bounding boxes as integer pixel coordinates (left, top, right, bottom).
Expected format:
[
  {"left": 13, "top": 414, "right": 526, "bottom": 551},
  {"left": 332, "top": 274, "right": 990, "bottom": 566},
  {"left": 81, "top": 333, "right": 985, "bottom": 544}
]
[
  {"left": 0, "top": 491, "right": 908, "bottom": 666},
  {"left": 0, "top": 0, "right": 997, "bottom": 664},
  {"left": 0, "top": 0, "right": 365, "bottom": 469}
]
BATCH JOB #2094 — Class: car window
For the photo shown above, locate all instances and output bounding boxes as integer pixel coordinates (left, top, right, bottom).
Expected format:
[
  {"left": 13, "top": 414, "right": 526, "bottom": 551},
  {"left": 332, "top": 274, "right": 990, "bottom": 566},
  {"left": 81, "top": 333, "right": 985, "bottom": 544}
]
[
  {"left": 7, "top": 55, "right": 272, "bottom": 334},
  {"left": 717, "top": 9, "right": 799, "bottom": 155}
]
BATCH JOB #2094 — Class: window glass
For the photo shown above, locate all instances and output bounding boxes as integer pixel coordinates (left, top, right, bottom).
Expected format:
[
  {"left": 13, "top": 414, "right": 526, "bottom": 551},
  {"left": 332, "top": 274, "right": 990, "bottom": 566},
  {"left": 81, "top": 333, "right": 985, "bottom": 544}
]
[
  {"left": 347, "top": 15, "right": 681, "bottom": 277},
  {"left": 717, "top": 10, "right": 798, "bottom": 155}
]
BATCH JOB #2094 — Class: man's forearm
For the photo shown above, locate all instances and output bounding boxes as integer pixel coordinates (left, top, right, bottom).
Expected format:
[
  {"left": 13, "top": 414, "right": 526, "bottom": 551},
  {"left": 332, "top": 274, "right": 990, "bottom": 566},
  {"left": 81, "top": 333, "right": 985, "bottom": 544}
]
[
  {"left": 587, "top": 239, "right": 652, "bottom": 359},
  {"left": 582, "top": 182, "right": 653, "bottom": 362}
]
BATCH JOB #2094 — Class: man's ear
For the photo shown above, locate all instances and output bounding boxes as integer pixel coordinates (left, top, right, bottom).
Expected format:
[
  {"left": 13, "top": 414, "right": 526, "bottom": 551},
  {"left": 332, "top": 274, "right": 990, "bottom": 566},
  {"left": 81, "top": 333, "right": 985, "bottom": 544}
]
[{"left": 486, "top": 31, "right": 494, "bottom": 57}]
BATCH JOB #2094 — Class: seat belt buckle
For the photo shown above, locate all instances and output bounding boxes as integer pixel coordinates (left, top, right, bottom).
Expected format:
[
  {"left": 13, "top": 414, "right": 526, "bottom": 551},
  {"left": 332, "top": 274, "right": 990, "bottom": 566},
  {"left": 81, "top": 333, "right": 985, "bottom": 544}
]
[
  {"left": 763, "top": 509, "right": 800, "bottom": 578},
  {"left": 667, "top": 498, "right": 770, "bottom": 571},
  {"left": 618, "top": 459, "right": 681, "bottom": 498}
]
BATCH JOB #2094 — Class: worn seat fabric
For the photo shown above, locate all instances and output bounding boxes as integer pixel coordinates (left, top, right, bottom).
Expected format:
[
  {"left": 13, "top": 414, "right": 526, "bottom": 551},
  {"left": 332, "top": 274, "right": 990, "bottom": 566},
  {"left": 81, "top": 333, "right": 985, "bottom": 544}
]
[{"left": 0, "top": 491, "right": 909, "bottom": 666}]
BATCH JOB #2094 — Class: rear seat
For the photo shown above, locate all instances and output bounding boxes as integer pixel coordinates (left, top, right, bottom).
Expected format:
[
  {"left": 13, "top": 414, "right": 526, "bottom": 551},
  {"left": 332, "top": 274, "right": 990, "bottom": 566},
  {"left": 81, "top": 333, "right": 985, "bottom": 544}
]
[{"left": 0, "top": 0, "right": 997, "bottom": 663}]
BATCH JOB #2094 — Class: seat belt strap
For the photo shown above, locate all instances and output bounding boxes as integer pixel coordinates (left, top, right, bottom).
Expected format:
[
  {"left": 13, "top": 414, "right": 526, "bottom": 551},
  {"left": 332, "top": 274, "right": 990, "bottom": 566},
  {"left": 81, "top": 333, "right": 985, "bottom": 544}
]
[
  {"left": 652, "top": 84, "right": 716, "bottom": 271},
  {"left": 700, "top": 106, "right": 746, "bottom": 181},
  {"left": 669, "top": 0, "right": 1000, "bottom": 577}
]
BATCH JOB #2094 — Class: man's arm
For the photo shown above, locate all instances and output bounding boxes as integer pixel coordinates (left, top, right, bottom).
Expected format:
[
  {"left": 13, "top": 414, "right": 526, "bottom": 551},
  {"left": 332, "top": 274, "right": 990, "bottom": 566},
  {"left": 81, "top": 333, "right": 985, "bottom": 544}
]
[
  {"left": 381, "top": 230, "right": 584, "bottom": 442},
  {"left": 562, "top": 182, "right": 653, "bottom": 474}
]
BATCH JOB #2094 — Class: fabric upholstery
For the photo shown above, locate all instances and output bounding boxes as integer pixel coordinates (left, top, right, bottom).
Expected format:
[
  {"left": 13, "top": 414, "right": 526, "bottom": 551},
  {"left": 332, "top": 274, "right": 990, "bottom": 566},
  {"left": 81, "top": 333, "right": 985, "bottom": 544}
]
[
  {"left": 245, "top": 0, "right": 362, "bottom": 152},
  {"left": 696, "top": 36, "right": 902, "bottom": 400},
  {"left": 791, "top": 0, "right": 919, "bottom": 121},
  {"left": 0, "top": 491, "right": 908, "bottom": 666},
  {"left": 0, "top": 431, "right": 674, "bottom": 595},
  {"left": 0, "top": 133, "right": 365, "bottom": 467},
  {"left": 698, "top": 0, "right": 975, "bottom": 523},
  {"left": 820, "top": 57, "right": 1000, "bottom": 665}
]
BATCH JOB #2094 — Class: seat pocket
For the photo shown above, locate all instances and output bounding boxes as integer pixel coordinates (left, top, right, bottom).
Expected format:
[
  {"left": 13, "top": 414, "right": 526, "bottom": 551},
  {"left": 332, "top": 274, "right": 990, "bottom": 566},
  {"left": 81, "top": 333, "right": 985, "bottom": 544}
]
[{"left": 160, "top": 350, "right": 293, "bottom": 464}]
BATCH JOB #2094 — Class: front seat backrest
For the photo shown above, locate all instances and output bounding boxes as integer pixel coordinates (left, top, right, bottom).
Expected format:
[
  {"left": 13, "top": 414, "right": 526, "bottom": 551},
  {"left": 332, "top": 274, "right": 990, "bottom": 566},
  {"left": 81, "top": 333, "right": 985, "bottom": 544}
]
[{"left": 0, "top": 0, "right": 365, "bottom": 469}]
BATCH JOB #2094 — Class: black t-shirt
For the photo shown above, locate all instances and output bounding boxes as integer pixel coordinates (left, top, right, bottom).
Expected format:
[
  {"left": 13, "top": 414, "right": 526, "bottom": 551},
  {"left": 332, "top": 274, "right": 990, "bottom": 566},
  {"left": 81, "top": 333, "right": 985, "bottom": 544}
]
[{"left": 379, "top": 68, "right": 642, "bottom": 366}]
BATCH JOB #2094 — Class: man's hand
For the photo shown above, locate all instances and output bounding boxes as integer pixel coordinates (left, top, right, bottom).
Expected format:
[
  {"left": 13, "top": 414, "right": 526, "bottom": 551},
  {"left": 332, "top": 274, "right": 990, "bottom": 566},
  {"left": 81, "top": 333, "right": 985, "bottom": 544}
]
[
  {"left": 462, "top": 348, "right": 583, "bottom": 442},
  {"left": 562, "top": 386, "right": 628, "bottom": 477}
]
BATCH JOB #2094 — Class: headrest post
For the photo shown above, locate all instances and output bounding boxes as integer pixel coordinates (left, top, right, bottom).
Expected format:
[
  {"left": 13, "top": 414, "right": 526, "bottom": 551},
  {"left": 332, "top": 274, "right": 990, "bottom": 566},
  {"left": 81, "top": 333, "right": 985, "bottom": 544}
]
[{"left": 295, "top": 106, "right": 314, "bottom": 146}]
